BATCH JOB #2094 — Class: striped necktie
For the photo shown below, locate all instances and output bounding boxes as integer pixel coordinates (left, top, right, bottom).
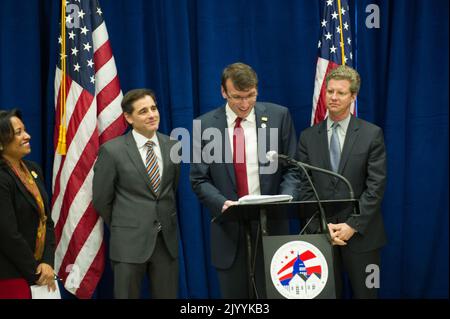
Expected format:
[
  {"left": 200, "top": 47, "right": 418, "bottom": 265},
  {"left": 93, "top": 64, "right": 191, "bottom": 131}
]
[{"left": 145, "top": 141, "right": 161, "bottom": 194}]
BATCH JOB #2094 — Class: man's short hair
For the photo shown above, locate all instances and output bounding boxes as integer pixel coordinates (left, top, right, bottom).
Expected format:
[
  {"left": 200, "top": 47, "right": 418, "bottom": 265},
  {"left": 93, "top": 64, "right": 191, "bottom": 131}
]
[
  {"left": 326, "top": 65, "right": 361, "bottom": 94},
  {"left": 221, "top": 62, "right": 258, "bottom": 93},
  {"left": 121, "top": 88, "right": 157, "bottom": 114}
]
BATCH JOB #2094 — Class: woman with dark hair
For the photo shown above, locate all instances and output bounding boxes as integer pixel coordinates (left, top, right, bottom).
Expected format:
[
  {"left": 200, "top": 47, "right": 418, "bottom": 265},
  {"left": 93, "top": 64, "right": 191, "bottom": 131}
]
[{"left": 0, "top": 109, "right": 56, "bottom": 299}]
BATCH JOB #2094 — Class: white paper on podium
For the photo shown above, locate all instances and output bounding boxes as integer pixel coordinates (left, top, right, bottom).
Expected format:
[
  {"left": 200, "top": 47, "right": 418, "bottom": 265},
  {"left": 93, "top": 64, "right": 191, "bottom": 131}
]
[
  {"left": 30, "top": 281, "right": 61, "bottom": 299},
  {"left": 238, "top": 194, "right": 293, "bottom": 205}
]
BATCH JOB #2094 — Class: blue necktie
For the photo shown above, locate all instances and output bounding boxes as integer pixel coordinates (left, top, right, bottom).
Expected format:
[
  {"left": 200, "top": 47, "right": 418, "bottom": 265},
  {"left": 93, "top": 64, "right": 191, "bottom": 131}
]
[
  {"left": 145, "top": 141, "right": 161, "bottom": 193},
  {"left": 330, "top": 123, "right": 341, "bottom": 172}
]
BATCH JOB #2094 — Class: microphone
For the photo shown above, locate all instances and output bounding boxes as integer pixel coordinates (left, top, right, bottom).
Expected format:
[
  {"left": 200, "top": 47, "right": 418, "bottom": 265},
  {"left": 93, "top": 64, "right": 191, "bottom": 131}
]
[
  {"left": 266, "top": 151, "right": 359, "bottom": 239},
  {"left": 266, "top": 151, "right": 356, "bottom": 203},
  {"left": 266, "top": 151, "right": 329, "bottom": 238}
]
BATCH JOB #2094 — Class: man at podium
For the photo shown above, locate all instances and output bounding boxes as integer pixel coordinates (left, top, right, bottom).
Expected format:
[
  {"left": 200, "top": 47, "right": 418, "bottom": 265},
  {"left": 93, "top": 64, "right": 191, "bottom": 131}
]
[
  {"left": 297, "top": 65, "right": 387, "bottom": 298},
  {"left": 190, "top": 62, "right": 298, "bottom": 298}
]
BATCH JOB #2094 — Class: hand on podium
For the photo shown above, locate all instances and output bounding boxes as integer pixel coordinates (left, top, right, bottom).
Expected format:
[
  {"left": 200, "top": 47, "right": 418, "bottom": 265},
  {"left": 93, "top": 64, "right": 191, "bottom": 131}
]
[{"left": 222, "top": 200, "right": 238, "bottom": 213}]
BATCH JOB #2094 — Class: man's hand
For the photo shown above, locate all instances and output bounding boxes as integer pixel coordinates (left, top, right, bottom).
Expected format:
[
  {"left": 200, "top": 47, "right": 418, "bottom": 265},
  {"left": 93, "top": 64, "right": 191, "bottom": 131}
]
[
  {"left": 222, "top": 200, "right": 238, "bottom": 213},
  {"left": 36, "top": 263, "right": 57, "bottom": 292},
  {"left": 328, "top": 223, "right": 356, "bottom": 245}
]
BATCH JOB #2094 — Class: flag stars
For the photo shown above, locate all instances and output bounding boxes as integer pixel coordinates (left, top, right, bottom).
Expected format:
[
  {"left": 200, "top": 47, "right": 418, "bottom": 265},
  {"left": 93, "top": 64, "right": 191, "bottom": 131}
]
[
  {"left": 71, "top": 47, "right": 79, "bottom": 56},
  {"left": 336, "top": 26, "right": 341, "bottom": 34},
  {"left": 68, "top": 30, "right": 76, "bottom": 40},
  {"left": 80, "top": 26, "right": 89, "bottom": 35},
  {"left": 96, "top": 7, "right": 103, "bottom": 15},
  {"left": 344, "top": 55, "right": 348, "bottom": 63},
  {"left": 90, "top": 75, "right": 95, "bottom": 84},
  {"left": 73, "top": 63, "right": 81, "bottom": 72},
  {"left": 83, "top": 42, "right": 92, "bottom": 51},
  {"left": 318, "top": 40, "right": 321, "bottom": 48},
  {"left": 341, "top": 8, "right": 346, "bottom": 16},
  {"left": 321, "top": 19, "right": 327, "bottom": 27},
  {"left": 58, "top": 36, "right": 62, "bottom": 44},
  {"left": 327, "top": 0, "right": 333, "bottom": 6},
  {"left": 344, "top": 22, "right": 349, "bottom": 30},
  {"left": 77, "top": 9, "right": 86, "bottom": 19},
  {"left": 66, "top": 14, "right": 73, "bottom": 24},
  {"left": 325, "top": 32, "right": 332, "bottom": 40},
  {"left": 347, "top": 37, "right": 352, "bottom": 45},
  {"left": 331, "top": 11, "right": 338, "bottom": 19},
  {"left": 330, "top": 45, "right": 337, "bottom": 54},
  {"left": 350, "top": 52, "right": 353, "bottom": 60},
  {"left": 60, "top": 53, "right": 67, "bottom": 60},
  {"left": 87, "top": 59, "right": 94, "bottom": 68}
]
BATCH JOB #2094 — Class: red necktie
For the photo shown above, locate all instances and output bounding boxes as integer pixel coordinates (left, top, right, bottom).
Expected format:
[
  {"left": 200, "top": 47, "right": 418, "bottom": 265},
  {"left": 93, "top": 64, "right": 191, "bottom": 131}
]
[{"left": 233, "top": 117, "right": 249, "bottom": 198}]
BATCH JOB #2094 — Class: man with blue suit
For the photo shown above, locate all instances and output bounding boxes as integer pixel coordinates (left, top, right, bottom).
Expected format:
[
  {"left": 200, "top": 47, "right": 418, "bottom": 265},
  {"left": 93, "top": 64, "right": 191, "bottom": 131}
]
[{"left": 190, "top": 62, "right": 298, "bottom": 298}]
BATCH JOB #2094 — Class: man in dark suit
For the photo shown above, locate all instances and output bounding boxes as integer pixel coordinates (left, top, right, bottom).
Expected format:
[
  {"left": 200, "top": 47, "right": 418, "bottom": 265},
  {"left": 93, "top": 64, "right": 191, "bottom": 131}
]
[
  {"left": 190, "top": 62, "right": 298, "bottom": 298},
  {"left": 93, "top": 89, "right": 180, "bottom": 299},
  {"left": 297, "top": 65, "right": 387, "bottom": 298}
]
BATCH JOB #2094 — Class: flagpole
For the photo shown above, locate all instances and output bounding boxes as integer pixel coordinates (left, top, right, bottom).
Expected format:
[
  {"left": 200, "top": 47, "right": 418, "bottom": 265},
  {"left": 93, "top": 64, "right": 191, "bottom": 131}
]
[
  {"left": 57, "top": 0, "right": 67, "bottom": 155},
  {"left": 337, "top": 0, "right": 346, "bottom": 65}
]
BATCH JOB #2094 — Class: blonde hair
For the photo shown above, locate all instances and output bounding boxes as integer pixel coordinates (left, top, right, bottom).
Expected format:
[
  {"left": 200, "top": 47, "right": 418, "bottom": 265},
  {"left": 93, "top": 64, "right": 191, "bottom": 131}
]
[{"left": 326, "top": 65, "right": 361, "bottom": 94}]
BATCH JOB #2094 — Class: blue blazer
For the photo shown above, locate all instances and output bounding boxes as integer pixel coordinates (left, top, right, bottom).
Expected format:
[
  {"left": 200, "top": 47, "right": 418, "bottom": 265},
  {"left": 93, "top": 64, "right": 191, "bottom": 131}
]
[{"left": 190, "top": 102, "right": 298, "bottom": 268}]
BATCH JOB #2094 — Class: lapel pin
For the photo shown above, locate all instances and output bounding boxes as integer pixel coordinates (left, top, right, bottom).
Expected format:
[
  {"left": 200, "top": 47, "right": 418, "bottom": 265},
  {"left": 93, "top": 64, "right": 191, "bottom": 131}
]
[
  {"left": 31, "top": 171, "right": 38, "bottom": 179},
  {"left": 261, "top": 116, "right": 268, "bottom": 128}
]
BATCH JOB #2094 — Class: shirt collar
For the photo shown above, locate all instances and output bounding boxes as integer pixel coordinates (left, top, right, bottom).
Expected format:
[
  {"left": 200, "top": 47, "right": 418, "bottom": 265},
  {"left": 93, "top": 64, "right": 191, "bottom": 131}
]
[
  {"left": 327, "top": 114, "right": 351, "bottom": 134},
  {"left": 225, "top": 103, "right": 256, "bottom": 125},
  {"left": 132, "top": 129, "right": 159, "bottom": 149}
]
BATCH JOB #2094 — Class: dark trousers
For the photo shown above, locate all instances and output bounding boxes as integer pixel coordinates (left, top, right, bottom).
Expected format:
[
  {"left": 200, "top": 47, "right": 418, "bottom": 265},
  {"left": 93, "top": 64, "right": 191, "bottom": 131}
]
[
  {"left": 303, "top": 214, "right": 381, "bottom": 299},
  {"left": 112, "top": 233, "right": 178, "bottom": 299},
  {"left": 333, "top": 246, "right": 381, "bottom": 299},
  {"left": 216, "top": 224, "right": 267, "bottom": 299}
]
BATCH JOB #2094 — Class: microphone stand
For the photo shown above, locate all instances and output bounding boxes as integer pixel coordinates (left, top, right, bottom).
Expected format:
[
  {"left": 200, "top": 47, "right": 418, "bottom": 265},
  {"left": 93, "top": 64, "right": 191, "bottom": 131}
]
[
  {"left": 295, "top": 162, "right": 330, "bottom": 240},
  {"left": 274, "top": 154, "right": 359, "bottom": 243},
  {"left": 277, "top": 155, "right": 358, "bottom": 217}
]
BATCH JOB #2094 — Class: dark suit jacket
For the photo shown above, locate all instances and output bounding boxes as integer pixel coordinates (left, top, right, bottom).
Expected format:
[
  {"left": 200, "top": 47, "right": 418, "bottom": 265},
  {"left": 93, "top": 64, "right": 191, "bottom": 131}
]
[
  {"left": 297, "top": 116, "right": 387, "bottom": 252},
  {"left": 93, "top": 131, "right": 180, "bottom": 264},
  {"left": 190, "top": 102, "right": 298, "bottom": 269},
  {"left": 0, "top": 160, "right": 55, "bottom": 284}
]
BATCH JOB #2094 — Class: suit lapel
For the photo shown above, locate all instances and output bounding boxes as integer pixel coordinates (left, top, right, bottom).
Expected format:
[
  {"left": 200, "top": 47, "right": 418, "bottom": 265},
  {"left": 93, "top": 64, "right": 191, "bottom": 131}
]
[
  {"left": 213, "top": 106, "right": 236, "bottom": 189},
  {"left": 157, "top": 132, "right": 171, "bottom": 195},
  {"left": 124, "top": 131, "right": 157, "bottom": 198},
  {"left": 6, "top": 165, "right": 40, "bottom": 213},
  {"left": 317, "top": 120, "right": 332, "bottom": 171},
  {"left": 254, "top": 103, "right": 270, "bottom": 194},
  {"left": 338, "top": 116, "right": 360, "bottom": 174}
]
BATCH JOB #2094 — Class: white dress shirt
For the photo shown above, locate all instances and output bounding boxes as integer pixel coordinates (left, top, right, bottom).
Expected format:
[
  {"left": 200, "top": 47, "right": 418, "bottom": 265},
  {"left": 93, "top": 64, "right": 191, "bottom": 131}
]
[
  {"left": 132, "top": 129, "right": 163, "bottom": 178},
  {"left": 226, "top": 104, "right": 261, "bottom": 196}
]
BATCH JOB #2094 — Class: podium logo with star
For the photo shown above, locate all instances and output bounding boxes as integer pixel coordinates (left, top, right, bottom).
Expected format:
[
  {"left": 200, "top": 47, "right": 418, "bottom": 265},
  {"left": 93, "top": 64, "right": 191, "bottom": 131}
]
[{"left": 270, "top": 241, "right": 328, "bottom": 299}]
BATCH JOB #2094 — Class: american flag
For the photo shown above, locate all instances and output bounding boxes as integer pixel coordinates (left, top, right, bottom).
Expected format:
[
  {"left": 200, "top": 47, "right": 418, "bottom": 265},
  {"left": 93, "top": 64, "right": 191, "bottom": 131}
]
[
  {"left": 51, "top": 0, "right": 127, "bottom": 298},
  {"left": 311, "top": 0, "right": 355, "bottom": 125}
]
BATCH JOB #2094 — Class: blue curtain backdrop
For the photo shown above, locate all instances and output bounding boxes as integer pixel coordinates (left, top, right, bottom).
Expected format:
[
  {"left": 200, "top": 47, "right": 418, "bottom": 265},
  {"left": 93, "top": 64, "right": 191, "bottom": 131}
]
[{"left": 0, "top": 0, "right": 447, "bottom": 298}]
